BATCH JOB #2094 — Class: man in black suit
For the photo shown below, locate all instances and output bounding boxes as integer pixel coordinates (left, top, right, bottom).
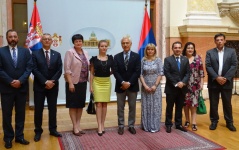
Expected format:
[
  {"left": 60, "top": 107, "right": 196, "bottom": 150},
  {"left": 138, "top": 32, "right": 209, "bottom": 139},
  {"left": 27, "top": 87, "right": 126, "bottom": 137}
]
[
  {"left": 113, "top": 35, "right": 141, "bottom": 135},
  {"left": 206, "top": 33, "right": 238, "bottom": 131},
  {"left": 0, "top": 29, "right": 33, "bottom": 149},
  {"left": 32, "top": 33, "right": 62, "bottom": 142},
  {"left": 164, "top": 41, "right": 190, "bottom": 133}
]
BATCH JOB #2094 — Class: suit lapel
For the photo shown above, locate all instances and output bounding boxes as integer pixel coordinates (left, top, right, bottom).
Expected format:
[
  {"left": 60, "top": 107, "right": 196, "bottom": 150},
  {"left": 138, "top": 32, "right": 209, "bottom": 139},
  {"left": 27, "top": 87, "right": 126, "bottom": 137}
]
[
  {"left": 6, "top": 47, "right": 16, "bottom": 68},
  {"left": 212, "top": 48, "right": 219, "bottom": 64},
  {"left": 223, "top": 47, "right": 228, "bottom": 65}
]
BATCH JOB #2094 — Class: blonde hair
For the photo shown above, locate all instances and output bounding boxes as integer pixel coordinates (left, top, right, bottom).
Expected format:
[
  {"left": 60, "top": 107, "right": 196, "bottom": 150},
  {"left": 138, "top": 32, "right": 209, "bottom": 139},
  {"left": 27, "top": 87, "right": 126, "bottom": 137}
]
[{"left": 143, "top": 43, "right": 157, "bottom": 60}]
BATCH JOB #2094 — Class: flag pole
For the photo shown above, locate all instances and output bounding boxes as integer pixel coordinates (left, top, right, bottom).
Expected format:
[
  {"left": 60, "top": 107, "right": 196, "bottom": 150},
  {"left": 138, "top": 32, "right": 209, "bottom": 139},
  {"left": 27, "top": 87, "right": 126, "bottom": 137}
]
[{"left": 145, "top": 0, "right": 147, "bottom": 7}]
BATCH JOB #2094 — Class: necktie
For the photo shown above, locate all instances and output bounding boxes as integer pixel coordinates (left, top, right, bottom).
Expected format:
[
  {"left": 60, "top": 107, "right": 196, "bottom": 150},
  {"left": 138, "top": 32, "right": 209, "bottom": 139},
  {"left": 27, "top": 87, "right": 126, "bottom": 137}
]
[
  {"left": 176, "top": 57, "right": 180, "bottom": 71},
  {"left": 124, "top": 52, "right": 129, "bottom": 70},
  {"left": 12, "top": 48, "right": 17, "bottom": 68},
  {"left": 45, "top": 51, "right": 50, "bottom": 67}
]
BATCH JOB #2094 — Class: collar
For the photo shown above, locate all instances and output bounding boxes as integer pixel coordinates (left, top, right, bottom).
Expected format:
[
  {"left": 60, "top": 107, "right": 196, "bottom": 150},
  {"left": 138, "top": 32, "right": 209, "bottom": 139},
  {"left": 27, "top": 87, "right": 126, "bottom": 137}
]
[
  {"left": 43, "top": 48, "right": 51, "bottom": 53},
  {"left": 217, "top": 47, "right": 224, "bottom": 52},
  {"left": 9, "top": 46, "right": 17, "bottom": 50}
]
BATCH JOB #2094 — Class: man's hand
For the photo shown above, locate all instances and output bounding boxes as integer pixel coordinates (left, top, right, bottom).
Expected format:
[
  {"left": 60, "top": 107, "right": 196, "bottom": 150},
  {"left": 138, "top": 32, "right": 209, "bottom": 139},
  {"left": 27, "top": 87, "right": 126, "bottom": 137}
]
[
  {"left": 45, "top": 80, "right": 55, "bottom": 89},
  {"left": 177, "top": 82, "right": 185, "bottom": 88},
  {"left": 11, "top": 80, "right": 21, "bottom": 88},
  {"left": 216, "top": 76, "right": 227, "bottom": 85},
  {"left": 121, "top": 82, "right": 130, "bottom": 90}
]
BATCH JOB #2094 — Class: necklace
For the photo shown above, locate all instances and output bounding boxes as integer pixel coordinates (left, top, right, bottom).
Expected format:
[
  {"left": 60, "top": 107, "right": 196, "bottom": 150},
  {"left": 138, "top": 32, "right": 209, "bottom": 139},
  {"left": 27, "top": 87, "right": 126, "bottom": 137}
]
[{"left": 98, "top": 55, "right": 108, "bottom": 72}]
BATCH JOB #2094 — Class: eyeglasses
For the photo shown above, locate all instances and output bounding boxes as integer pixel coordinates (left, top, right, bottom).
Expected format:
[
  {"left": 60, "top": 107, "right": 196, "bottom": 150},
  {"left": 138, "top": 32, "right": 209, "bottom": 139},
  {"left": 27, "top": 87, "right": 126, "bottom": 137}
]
[{"left": 42, "top": 38, "right": 52, "bottom": 41}]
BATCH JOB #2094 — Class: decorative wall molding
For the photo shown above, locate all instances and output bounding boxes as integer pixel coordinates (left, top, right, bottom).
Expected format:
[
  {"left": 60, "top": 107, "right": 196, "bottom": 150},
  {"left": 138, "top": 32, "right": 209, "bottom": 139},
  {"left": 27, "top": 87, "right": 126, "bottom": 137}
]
[{"left": 218, "top": 2, "right": 239, "bottom": 25}]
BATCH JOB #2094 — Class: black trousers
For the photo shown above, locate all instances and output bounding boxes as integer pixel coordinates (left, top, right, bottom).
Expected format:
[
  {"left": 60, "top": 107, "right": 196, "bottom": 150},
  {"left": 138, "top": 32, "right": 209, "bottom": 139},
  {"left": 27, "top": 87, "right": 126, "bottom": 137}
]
[
  {"left": 165, "top": 90, "right": 185, "bottom": 127},
  {"left": 34, "top": 86, "right": 58, "bottom": 134},
  {"left": 208, "top": 88, "right": 233, "bottom": 124},
  {"left": 1, "top": 92, "right": 27, "bottom": 142}
]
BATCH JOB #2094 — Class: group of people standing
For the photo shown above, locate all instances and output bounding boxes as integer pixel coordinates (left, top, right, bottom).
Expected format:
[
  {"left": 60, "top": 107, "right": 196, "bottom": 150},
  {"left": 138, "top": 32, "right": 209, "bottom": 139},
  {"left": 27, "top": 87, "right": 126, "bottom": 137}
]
[{"left": 0, "top": 29, "right": 237, "bottom": 149}]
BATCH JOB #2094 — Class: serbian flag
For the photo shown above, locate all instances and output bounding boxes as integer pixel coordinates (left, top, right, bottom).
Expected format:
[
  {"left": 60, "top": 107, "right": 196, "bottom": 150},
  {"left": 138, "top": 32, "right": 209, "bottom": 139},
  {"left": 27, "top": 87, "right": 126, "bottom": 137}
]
[
  {"left": 138, "top": 8, "right": 156, "bottom": 60},
  {"left": 25, "top": 1, "right": 43, "bottom": 51}
]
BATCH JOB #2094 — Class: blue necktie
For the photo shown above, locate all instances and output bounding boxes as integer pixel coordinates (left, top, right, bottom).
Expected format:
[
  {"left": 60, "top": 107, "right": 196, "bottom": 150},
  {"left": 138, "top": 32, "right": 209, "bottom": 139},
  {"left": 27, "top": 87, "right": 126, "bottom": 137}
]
[
  {"left": 12, "top": 48, "right": 17, "bottom": 68},
  {"left": 176, "top": 57, "right": 180, "bottom": 71}
]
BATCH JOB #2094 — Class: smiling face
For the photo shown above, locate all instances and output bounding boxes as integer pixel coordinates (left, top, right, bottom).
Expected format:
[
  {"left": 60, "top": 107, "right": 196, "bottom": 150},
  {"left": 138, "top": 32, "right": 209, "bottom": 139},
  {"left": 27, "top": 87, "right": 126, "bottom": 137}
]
[
  {"left": 185, "top": 44, "right": 195, "bottom": 57},
  {"left": 98, "top": 41, "right": 108, "bottom": 54},
  {"left": 172, "top": 43, "right": 182, "bottom": 56},
  {"left": 7, "top": 31, "right": 19, "bottom": 47},
  {"left": 121, "top": 38, "right": 132, "bottom": 53},
  {"left": 73, "top": 39, "right": 83, "bottom": 49}
]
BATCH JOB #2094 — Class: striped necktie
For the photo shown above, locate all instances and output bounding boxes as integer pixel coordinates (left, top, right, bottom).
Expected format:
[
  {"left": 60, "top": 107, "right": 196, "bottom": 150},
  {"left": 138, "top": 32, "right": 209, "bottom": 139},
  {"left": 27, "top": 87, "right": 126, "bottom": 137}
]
[
  {"left": 124, "top": 52, "right": 129, "bottom": 70},
  {"left": 12, "top": 48, "right": 17, "bottom": 68},
  {"left": 45, "top": 51, "right": 50, "bottom": 67}
]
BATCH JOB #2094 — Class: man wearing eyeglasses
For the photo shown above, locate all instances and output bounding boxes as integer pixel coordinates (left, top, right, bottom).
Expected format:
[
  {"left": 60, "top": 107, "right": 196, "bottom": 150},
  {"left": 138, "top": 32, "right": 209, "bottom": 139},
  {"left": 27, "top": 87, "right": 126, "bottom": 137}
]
[{"left": 32, "top": 33, "right": 62, "bottom": 142}]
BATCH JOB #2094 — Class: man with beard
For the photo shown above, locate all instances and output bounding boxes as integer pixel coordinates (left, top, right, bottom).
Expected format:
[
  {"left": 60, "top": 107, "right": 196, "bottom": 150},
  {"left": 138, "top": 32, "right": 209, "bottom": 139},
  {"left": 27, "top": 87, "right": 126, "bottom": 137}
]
[{"left": 0, "top": 29, "right": 33, "bottom": 149}]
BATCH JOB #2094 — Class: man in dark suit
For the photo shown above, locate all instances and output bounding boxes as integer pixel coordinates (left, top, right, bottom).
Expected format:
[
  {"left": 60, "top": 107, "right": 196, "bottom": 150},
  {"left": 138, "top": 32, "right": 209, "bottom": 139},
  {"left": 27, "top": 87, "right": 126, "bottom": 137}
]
[
  {"left": 206, "top": 33, "right": 238, "bottom": 131},
  {"left": 164, "top": 41, "right": 190, "bottom": 133},
  {"left": 32, "top": 33, "right": 62, "bottom": 142},
  {"left": 0, "top": 29, "right": 33, "bottom": 149},
  {"left": 113, "top": 35, "right": 141, "bottom": 135}
]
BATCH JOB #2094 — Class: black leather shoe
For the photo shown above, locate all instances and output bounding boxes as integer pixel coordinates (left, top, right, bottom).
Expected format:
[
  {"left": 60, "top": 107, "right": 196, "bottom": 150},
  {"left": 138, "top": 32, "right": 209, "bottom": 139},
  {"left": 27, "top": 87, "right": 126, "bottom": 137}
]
[
  {"left": 166, "top": 126, "right": 171, "bottom": 133},
  {"left": 128, "top": 127, "right": 136, "bottom": 134},
  {"left": 5, "top": 141, "right": 12, "bottom": 149},
  {"left": 118, "top": 127, "right": 124, "bottom": 135},
  {"left": 15, "top": 138, "right": 30, "bottom": 145},
  {"left": 176, "top": 125, "right": 187, "bottom": 132},
  {"left": 34, "top": 133, "right": 41, "bottom": 142},
  {"left": 226, "top": 123, "right": 237, "bottom": 131},
  {"left": 50, "top": 131, "right": 62, "bottom": 137},
  {"left": 209, "top": 123, "right": 217, "bottom": 130}
]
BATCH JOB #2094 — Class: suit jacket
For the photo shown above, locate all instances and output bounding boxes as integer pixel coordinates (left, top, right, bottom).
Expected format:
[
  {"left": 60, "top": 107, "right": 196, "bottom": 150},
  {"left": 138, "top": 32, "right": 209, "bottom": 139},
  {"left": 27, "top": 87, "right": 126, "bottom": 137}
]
[
  {"left": 32, "top": 48, "right": 62, "bottom": 92},
  {"left": 64, "top": 48, "right": 90, "bottom": 84},
  {"left": 113, "top": 51, "right": 141, "bottom": 93},
  {"left": 206, "top": 47, "right": 238, "bottom": 89},
  {"left": 0, "top": 46, "right": 33, "bottom": 93},
  {"left": 164, "top": 55, "right": 190, "bottom": 94}
]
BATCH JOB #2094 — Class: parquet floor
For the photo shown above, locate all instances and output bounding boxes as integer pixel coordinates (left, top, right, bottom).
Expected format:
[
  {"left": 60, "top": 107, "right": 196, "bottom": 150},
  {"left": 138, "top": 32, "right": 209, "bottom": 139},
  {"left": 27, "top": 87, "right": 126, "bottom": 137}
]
[{"left": 0, "top": 95, "right": 238, "bottom": 150}]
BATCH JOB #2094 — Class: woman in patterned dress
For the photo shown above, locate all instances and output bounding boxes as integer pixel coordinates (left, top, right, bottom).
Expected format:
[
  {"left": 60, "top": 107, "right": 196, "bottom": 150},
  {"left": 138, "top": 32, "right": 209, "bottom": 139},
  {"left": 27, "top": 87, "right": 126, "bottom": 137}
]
[
  {"left": 89, "top": 40, "right": 113, "bottom": 136},
  {"left": 64, "top": 34, "right": 90, "bottom": 136},
  {"left": 140, "top": 43, "right": 164, "bottom": 133},
  {"left": 182, "top": 42, "right": 204, "bottom": 131}
]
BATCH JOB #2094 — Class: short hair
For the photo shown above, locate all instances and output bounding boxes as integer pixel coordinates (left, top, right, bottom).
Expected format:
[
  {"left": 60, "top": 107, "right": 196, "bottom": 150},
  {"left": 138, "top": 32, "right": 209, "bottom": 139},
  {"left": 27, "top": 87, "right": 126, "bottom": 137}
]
[
  {"left": 121, "top": 35, "right": 132, "bottom": 43},
  {"left": 214, "top": 33, "right": 225, "bottom": 40},
  {"left": 98, "top": 40, "right": 108, "bottom": 48},
  {"left": 172, "top": 41, "right": 182, "bottom": 49},
  {"left": 42, "top": 33, "right": 51, "bottom": 36},
  {"left": 143, "top": 43, "right": 157, "bottom": 60},
  {"left": 6, "top": 29, "right": 17, "bottom": 37},
  {"left": 182, "top": 42, "right": 196, "bottom": 56},
  {"left": 72, "top": 34, "right": 84, "bottom": 44}
]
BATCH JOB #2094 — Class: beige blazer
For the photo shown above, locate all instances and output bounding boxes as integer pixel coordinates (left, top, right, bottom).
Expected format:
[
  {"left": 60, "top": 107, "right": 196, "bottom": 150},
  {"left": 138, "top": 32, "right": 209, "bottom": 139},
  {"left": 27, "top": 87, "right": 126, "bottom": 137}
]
[{"left": 64, "top": 48, "right": 90, "bottom": 84}]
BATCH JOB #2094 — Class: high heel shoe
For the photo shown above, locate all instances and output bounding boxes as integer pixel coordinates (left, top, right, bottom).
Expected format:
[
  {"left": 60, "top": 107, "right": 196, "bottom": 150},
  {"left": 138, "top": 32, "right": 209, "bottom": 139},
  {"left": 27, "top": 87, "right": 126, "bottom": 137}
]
[
  {"left": 98, "top": 132, "right": 103, "bottom": 136},
  {"left": 192, "top": 124, "right": 197, "bottom": 131},
  {"left": 73, "top": 131, "right": 82, "bottom": 136},
  {"left": 184, "top": 121, "right": 190, "bottom": 128},
  {"left": 102, "top": 131, "right": 105, "bottom": 134}
]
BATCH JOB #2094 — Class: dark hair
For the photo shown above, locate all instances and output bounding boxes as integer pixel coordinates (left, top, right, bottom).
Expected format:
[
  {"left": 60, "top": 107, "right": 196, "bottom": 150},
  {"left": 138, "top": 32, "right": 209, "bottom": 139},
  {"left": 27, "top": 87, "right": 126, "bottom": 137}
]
[
  {"left": 172, "top": 41, "right": 182, "bottom": 49},
  {"left": 182, "top": 42, "right": 196, "bottom": 56},
  {"left": 214, "top": 33, "right": 225, "bottom": 40},
  {"left": 71, "top": 34, "right": 84, "bottom": 44},
  {"left": 98, "top": 40, "right": 108, "bottom": 48},
  {"left": 6, "top": 29, "right": 17, "bottom": 37}
]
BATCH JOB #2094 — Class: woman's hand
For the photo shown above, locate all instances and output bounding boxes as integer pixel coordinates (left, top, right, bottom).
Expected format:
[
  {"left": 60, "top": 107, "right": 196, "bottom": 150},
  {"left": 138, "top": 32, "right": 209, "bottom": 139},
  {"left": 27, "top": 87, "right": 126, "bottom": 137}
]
[
  {"left": 69, "top": 83, "right": 75, "bottom": 92},
  {"left": 150, "top": 85, "right": 157, "bottom": 93},
  {"left": 90, "top": 86, "right": 94, "bottom": 93}
]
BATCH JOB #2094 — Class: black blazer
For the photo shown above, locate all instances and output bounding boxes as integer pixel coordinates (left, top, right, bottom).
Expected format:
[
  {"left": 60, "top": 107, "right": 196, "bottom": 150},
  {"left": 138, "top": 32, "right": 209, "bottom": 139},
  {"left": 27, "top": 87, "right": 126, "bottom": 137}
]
[
  {"left": 32, "top": 49, "right": 62, "bottom": 92},
  {"left": 113, "top": 51, "right": 141, "bottom": 93},
  {"left": 206, "top": 47, "right": 238, "bottom": 89},
  {"left": 164, "top": 55, "right": 190, "bottom": 94},
  {"left": 0, "top": 46, "right": 33, "bottom": 93}
]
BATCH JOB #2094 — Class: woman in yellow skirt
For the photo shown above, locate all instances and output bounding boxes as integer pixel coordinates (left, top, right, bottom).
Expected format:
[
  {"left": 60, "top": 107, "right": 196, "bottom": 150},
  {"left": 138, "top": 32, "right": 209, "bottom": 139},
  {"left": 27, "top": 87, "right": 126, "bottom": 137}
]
[{"left": 90, "top": 40, "right": 113, "bottom": 136}]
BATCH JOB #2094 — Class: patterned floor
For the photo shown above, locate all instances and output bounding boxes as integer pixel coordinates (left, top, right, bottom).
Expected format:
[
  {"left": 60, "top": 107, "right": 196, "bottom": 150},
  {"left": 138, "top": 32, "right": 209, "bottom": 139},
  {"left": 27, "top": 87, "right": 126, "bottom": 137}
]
[{"left": 58, "top": 125, "right": 225, "bottom": 150}]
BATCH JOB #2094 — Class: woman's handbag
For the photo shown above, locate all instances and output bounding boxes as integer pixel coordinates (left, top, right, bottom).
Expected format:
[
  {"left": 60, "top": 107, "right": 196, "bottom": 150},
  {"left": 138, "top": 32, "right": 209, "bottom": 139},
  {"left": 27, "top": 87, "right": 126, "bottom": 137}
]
[
  {"left": 197, "top": 90, "right": 207, "bottom": 114},
  {"left": 86, "top": 93, "right": 96, "bottom": 114}
]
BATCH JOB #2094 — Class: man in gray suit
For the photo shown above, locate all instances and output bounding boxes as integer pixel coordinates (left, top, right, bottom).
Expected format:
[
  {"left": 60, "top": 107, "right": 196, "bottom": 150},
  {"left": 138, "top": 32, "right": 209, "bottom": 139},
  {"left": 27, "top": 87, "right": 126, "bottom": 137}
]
[
  {"left": 0, "top": 29, "right": 33, "bottom": 149},
  {"left": 206, "top": 33, "right": 238, "bottom": 131}
]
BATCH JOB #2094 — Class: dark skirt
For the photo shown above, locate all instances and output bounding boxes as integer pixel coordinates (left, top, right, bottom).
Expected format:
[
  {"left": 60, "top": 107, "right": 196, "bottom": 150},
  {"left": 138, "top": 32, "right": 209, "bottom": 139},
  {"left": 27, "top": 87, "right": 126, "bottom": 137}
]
[{"left": 65, "top": 82, "right": 87, "bottom": 108}]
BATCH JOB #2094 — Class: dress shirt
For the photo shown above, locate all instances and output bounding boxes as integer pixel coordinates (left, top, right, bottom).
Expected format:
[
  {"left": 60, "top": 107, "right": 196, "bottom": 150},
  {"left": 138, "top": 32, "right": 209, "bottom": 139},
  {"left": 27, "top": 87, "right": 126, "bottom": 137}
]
[{"left": 217, "top": 48, "right": 224, "bottom": 76}]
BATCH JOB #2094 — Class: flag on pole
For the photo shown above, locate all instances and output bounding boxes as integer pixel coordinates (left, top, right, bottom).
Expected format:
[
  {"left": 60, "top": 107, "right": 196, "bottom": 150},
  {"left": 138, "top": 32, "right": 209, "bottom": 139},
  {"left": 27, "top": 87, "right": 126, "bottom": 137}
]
[
  {"left": 25, "top": 1, "right": 43, "bottom": 51},
  {"left": 138, "top": 8, "right": 156, "bottom": 60}
]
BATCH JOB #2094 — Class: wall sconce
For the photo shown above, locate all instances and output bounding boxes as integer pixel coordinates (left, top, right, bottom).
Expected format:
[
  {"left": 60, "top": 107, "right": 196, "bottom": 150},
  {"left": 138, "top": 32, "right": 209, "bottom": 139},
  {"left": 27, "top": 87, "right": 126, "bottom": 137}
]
[{"left": 23, "top": 20, "right": 27, "bottom": 26}]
